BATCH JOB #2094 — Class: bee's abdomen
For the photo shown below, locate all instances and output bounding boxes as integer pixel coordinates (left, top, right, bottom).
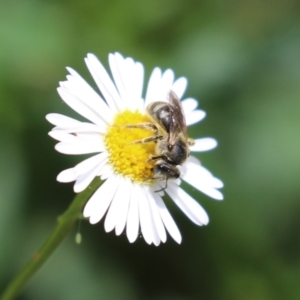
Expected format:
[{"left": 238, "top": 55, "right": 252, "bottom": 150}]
[
  {"left": 169, "top": 139, "right": 189, "bottom": 165},
  {"left": 147, "top": 101, "right": 171, "bottom": 132}
]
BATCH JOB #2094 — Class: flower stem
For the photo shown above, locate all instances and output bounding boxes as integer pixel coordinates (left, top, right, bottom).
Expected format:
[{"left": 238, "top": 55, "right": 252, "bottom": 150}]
[{"left": 0, "top": 178, "right": 102, "bottom": 300}]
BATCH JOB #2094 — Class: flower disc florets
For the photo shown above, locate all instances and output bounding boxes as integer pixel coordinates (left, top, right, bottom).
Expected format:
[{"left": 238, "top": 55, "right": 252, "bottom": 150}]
[{"left": 105, "top": 110, "right": 156, "bottom": 183}]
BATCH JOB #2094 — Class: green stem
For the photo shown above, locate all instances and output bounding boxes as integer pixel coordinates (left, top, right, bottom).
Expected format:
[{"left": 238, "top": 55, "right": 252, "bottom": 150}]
[{"left": 0, "top": 178, "right": 102, "bottom": 300}]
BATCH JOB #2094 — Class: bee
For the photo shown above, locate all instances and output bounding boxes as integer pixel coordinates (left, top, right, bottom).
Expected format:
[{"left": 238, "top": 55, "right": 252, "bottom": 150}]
[{"left": 127, "top": 90, "right": 194, "bottom": 191}]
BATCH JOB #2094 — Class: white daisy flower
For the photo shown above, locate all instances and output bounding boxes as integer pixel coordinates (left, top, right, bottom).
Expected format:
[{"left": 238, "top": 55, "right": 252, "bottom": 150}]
[{"left": 46, "top": 52, "right": 223, "bottom": 246}]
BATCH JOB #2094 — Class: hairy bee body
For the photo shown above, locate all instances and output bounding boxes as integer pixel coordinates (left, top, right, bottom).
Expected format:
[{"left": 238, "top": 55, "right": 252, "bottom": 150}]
[
  {"left": 125, "top": 91, "right": 193, "bottom": 190},
  {"left": 145, "top": 91, "right": 194, "bottom": 189},
  {"left": 147, "top": 101, "right": 172, "bottom": 134}
]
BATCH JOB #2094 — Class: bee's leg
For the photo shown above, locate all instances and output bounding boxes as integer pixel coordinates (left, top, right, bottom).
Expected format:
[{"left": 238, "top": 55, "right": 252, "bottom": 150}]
[
  {"left": 124, "top": 123, "right": 158, "bottom": 133},
  {"left": 148, "top": 171, "right": 168, "bottom": 192},
  {"left": 130, "top": 135, "right": 163, "bottom": 145},
  {"left": 148, "top": 153, "right": 169, "bottom": 162},
  {"left": 154, "top": 178, "right": 168, "bottom": 193},
  {"left": 148, "top": 154, "right": 163, "bottom": 161},
  {"left": 188, "top": 138, "right": 195, "bottom": 146}
]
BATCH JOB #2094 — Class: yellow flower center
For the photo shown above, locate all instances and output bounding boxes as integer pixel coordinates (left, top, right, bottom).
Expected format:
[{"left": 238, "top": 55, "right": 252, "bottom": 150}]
[{"left": 105, "top": 110, "right": 156, "bottom": 183}]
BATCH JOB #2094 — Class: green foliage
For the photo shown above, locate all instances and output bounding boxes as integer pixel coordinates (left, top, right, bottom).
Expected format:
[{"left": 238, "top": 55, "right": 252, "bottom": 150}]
[{"left": 1, "top": 0, "right": 300, "bottom": 299}]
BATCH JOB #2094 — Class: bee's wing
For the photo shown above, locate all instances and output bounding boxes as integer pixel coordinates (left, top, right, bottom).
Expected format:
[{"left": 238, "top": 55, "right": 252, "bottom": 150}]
[{"left": 168, "top": 90, "right": 188, "bottom": 146}]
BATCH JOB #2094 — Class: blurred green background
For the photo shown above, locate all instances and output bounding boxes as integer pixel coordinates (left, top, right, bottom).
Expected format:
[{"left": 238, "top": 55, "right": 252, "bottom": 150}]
[{"left": 1, "top": 0, "right": 300, "bottom": 299}]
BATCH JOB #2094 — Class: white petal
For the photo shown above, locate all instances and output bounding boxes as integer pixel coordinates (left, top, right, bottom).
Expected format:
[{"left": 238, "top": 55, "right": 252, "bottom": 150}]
[
  {"left": 171, "top": 77, "right": 187, "bottom": 99},
  {"left": 184, "top": 161, "right": 224, "bottom": 188},
  {"left": 181, "top": 98, "right": 198, "bottom": 115},
  {"left": 99, "top": 164, "right": 114, "bottom": 180},
  {"left": 47, "top": 114, "right": 106, "bottom": 135},
  {"left": 146, "top": 187, "right": 167, "bottom": 243},
  {"left": 57, "top": 87, "right": 105, "bottom": 127},
  {"left": 74, "top": 153, "right": 108, "bottom": 176},
  {"left": 126, "top": 184, "right": 140, "bottom": 243},
  {"left": 166, "top": 183, "right": 209, "bottom": 225},
  {"left": 57, "top": 168, "right": 77, "bottom": 182},
  {"left": 108, "top": 53, "right": 129, "bottom": 109},
  {"left": 46, "top": 113, "right": 82, "bottom": 127},
  {"left": 152, "top": 229, "right": 161, "bottom": 246},
  {"left": 49, "top": 130, "right": 101, "bottom": 143},
  {"left": 138, "top": 187, "right": 155, "bottom": 245},
  {"left": 52, "top": 131, "right": 103, "bottom": 144},
  {"left": 151, "top": 190, "right": 182, "bottom": 244},
  {"left": 190, "top": 138, "right": 218, "bottom": 152},
  {"left": 131, "top": 62, "right": 144, "bottom": 110},
  {"left": 85, "top": 53, "right": 122, "bottom": 112},
  {"left": 55, "top": 142, "right": 103, "bottom": 155},
  {"left": 49, "top": 131, "right": 76, "bottom": 143},
  {"left": 74, "top": 164, "right": 103, "bottom": 193},
  {"left": 53, "top": 124, "right": 106, "bottom": 134},
  {"left": 186, "top": 155, "right": 201, "bottom": 165},
  {"left": 145, "top": 67, "right": 162, "bottom": 106},
  {"left": 181, "top": 162, "right": 224, "bottom": 200},
  {"left": 65, "top": 67, "right": 113, "bottom": 124},
  {"left": 67, "top": 67, "right": 113, "bottom": 117},
  {"left": 147, "top": 198, "right": 161, "bottom": 247},
  {"left": 74, "top": 132, "right": 104, "bottom": 143},
  {"left": 196, "top": 186, "right": 223, "bottom": 200},
  {"left": 212, "top": 178, "right": 224, "bottom": 188},
  {"left": 104, "top": 177, "right": 131, "bottom": 234},
  {"left": 83, "top": 175, "right": 120, "bottom": 223},
  {"left": 186, "top": 110, "right": 206, "bottom": 126},
  {"left": 109, "top": 53, "right": 144, "bottom": 111},
  {"left": 158, "top": 69, "right": 174, "bottom": 100}
]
